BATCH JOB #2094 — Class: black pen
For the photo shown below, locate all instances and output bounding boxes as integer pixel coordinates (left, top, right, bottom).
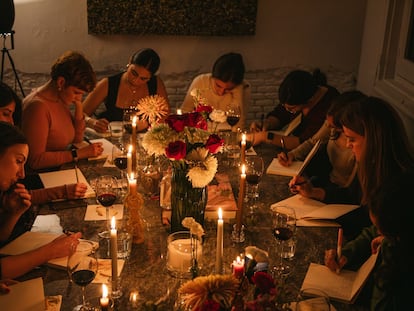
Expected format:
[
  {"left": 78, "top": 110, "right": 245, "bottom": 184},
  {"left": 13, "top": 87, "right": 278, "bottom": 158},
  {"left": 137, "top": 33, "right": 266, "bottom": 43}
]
[
  {"left": 84, "top": 137, "right": 92, "bottom": 145},
  {"left": 74, "top": 164, "right": 79, "bottom": 183},
  {"left": 280, "top": 137, "right": 288, "bottom": 158}
]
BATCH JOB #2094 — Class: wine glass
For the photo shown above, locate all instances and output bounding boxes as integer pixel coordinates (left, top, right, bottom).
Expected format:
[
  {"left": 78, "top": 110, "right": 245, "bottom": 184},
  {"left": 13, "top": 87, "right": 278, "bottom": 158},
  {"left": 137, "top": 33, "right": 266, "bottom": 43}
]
[
  {"left": 271, "top": 205, "right": 296, "bottom": 277},
  {"left": 112, "top": 138, "right": 129, "bottom": 197},
  {"left": 245, "top": 155, "right": 264, "bottom": 215},
  {"left": 226, "top": 106, "right": 241, "bottom": 131},
  {"left": 67, "top": 241, "right": 98, "bottom": 311},
  {"left": 95, "top": 175, "right": 119, "bottom": 232}
]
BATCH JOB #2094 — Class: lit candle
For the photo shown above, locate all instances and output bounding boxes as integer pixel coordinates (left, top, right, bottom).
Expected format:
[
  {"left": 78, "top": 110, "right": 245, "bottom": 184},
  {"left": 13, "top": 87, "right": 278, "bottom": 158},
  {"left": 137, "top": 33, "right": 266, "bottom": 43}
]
[
  {"left": 236, "top": 164, "right": 246, "bottom": 234},
  {"left": 128, "top": 172, "right": 137, "bottom": 194},
  {"left": 232, "top": 256, "right": 245, "bottom": 278},
  {"left": 215, "top": 208, "right": 224, "bottom": 274},
  {"left": 176, "top": 108, "right": 182, "bottom": 115},
  {"left": 131, "top": 116, "right": 137, "bottom": 174},
  {"left": 241, "top": 133, "right": 246, "bottom": 164},
  {"left": 127, "top": 144, "right": 132, "bottom": 177},
  {"left": 100, "top": 284, "right": 109, "bottom": 311},
  {"left": 110, "top": 216, "right": 118, "bottom": 293},
  {"left": 129, "top": 290, "right": 139, "bottom": 307}
]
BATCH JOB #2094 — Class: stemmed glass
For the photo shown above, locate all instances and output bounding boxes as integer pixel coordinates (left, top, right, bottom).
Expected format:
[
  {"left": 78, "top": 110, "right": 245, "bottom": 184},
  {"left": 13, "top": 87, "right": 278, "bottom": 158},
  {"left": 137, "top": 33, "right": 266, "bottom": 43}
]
[
  {"left": 271, "top": 205, "right": 296, "bottom": 278},
  {"left": 226, "top": 106, "right": 241, "bottom": 131},
  {"left": 112, "top": 138, "right": 129, "bottom": 197},
  {"left": 95, "top": 175, "right": 119, "bottom": 232},
  {"left": 67, "top": 241, "right": 98, "bottom": 311},
  {"left": 245, "top": 155, "right": 264, "bottom": 212}
]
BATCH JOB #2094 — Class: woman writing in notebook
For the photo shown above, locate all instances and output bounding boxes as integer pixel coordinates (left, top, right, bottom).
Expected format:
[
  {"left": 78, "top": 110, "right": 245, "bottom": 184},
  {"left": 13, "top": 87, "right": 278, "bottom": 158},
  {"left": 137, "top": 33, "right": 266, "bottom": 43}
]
[
  {"left": 250, "top": 69, "right": 339, "bottom": 150},
  {"left": 0, "top": 122, "right": 81, "bottom": 279}
]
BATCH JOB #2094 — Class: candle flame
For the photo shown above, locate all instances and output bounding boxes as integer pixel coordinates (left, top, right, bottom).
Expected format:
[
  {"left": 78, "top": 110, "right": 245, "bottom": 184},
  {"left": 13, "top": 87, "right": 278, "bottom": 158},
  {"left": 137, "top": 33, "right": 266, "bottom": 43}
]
[
  {"left": 111, "top": 216, "right": 116, "bottom": 230},
  {"left": 129, "top": 172, "right": 135, "bottom": 180},
  {"left": 236, "top": 256, "right": 241, "bottom": 263},
  {"left": 218, "top": 208, "right": 223, "bottom": 220},
  {"left": 177, "top": 108, "right": 182, "bottom": 115},
  {"left": 132, "top": 116, "right": 137, "bottom": 126},
  {"left": 102, "top": 284, "right": 108, "bottom": 298},
  {"left": 128, "top": 144, "right": 132, "bottom": 153},
  {"left": 241, "top": 164, "right": 246, "bottom": 175},
  {"left": 242, "top": 133, "right": 246, "bottom": 142}
]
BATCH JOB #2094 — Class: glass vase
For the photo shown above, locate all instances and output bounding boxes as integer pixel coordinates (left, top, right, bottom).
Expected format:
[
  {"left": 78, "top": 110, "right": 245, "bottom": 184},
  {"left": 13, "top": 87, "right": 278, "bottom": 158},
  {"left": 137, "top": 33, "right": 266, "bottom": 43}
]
[{"left": 170, "top": 163, "right": 207, "bottom": 233}]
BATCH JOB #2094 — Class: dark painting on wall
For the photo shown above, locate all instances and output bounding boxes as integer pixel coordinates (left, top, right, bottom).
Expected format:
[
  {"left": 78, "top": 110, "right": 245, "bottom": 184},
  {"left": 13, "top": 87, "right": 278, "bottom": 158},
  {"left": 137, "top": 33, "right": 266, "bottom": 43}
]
[{"left": 87, "top": 0, "right": 258, "bottom": 36}]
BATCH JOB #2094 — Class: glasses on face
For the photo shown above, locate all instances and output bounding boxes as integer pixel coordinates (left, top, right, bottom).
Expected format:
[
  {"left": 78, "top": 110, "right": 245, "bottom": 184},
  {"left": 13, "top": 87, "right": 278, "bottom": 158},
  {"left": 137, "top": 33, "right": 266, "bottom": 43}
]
[{"left": 130, "top": 68, "right": 151, "bottom": 82}]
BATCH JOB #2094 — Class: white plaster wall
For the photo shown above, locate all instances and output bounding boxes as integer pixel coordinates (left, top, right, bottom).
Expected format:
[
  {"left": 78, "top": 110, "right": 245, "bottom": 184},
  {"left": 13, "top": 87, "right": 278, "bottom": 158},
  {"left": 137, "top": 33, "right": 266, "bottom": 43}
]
[{"left": 9, "top": 0, "right": 366, "bottom": 74}]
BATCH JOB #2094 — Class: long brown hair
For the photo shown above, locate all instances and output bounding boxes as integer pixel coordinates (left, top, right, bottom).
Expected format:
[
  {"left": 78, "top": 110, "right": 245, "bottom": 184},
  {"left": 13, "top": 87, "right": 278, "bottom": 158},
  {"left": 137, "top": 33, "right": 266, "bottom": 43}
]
[{"left": 340, "top": 96, "right": 414, "bottom": 205}]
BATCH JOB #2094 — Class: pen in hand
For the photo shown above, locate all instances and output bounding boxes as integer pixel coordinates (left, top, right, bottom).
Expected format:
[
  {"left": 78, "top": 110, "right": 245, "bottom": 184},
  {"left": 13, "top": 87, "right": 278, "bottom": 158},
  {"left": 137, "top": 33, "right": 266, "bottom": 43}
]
[
  {"left": 280, "top": 137, "right": 288, "bottom": 158},
  {"left": 336, "top": 228, "right": 343, "bottom": 273},
  {"left": 74, "top": 164, "right": 79, "bottom": 183},
  {"left": 84, "top": 137, "right": 92, "bottom": 145}
]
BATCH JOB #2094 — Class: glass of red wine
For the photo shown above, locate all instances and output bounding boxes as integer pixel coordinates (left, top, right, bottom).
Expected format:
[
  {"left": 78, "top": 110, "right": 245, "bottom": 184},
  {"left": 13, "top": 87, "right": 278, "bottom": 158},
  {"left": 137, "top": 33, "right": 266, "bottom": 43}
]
[
  {"left": 112, "top": 139, "right": 129, "bottom": 197},
  {"left": 67, "top": 241, "right": 98, "bottom": 311},
  {"left": 96, "top": 175, "right": 119, "bottom": 232},
  {"left": 226, "top": 106, "right": 241, "bottom": 131},
  {"left": 271, "top": 205, "right": 296, "bottom": 278},
  {"left": 245, "top": 155, "right": 264, "bottom": 202}
]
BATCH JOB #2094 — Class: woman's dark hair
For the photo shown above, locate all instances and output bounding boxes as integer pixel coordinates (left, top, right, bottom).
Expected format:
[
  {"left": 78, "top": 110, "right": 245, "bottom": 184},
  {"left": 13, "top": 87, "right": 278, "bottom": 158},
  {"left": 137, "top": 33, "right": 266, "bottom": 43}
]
[
  {"left": 327, "top": 90, "right": 367, "bottom": 128},
  {"left": 0, "top": 82, "right": 22, "bottom": 126},
  {"left": 0, "top": 121, "right": 27, "bottom": 155},
  {"left": 278, "top": 69, "right": 327, "bottom": 106},
  {"left": 50, "top": 50, "right": 96, "bottom": 92},
  {"left": 212, "top": 52, "right": 245, "bottom": 85},
  {"left": 130, "top": 48, "right": 161, "bottom": 75}
]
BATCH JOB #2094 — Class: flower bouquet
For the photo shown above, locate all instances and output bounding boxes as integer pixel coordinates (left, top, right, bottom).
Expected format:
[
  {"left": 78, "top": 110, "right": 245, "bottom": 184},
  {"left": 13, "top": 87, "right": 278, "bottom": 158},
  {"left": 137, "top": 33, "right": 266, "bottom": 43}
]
[{"left": 142, "top": 101, "right": 224, "bottom": 232}]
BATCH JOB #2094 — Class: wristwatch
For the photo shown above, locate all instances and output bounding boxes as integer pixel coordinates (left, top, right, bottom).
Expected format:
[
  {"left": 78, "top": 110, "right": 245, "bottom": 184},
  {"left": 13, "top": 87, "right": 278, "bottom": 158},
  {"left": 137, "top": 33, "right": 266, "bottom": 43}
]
[{"left": 71, "top": 148, "right": 78, "bottom": 161}]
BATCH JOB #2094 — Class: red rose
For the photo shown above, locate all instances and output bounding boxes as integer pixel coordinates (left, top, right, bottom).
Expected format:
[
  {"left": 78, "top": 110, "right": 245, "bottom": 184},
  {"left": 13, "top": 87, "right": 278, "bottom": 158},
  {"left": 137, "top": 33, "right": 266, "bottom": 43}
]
[
  {"left": 166, "top": 114, "right": 187, "bottom": 132},
  {"left": 165, "top": 141, "right": 186, "bottom": 160},
  {"left": 205, "top": 134, "right": 224, "bottom": 154},
  {"left": 196, "top": 105, "right": 213, "bottom": 114},
  {"left": 252, "top": 271, "right": 275, "bottom": 294}
]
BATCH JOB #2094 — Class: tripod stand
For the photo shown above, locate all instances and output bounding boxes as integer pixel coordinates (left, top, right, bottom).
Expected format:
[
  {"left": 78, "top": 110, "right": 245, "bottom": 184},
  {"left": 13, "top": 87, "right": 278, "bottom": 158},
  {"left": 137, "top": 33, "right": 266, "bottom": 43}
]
[{"left": 1, "top": 31, "right": 25, "bottom": 97}]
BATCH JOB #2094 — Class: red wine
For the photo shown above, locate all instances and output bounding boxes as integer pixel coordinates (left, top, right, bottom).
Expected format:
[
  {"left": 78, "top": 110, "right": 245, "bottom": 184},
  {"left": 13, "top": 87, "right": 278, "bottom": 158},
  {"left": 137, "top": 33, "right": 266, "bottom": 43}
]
[
  {"left": 272, "top": 227, "right": 293, "bottom": 241},
  {"left": 97, "top": 193, "right": 117, "bottom": 207},
  {"left": 239, "top": 140, "right": 253, "bottom": 150},
  {"left": 114, "top": 157, "right": 127, "bottom": 170},
  {"left": 227, "top": 115, "right": 240, "bottom": 126},
  {"left": 246, "top": 174, "right": 260, "bottom": 185},
  {"left": 72, "top": 269, "right": 95, "bottom": 287}
]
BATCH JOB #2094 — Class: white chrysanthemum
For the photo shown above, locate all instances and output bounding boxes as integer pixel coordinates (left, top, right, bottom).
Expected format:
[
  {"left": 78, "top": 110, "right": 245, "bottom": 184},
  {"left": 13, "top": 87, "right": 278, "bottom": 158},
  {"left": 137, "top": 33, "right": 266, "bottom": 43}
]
[
  {"left": 210, "top": 109, "right": 226, "bottom": 123},
  {"left": 186, "top": 150, "right": 218, "bottom": 188},
  {"left": 190, "top": 88, "right": 208, "bottom": 106},
  {"left": 190, "top": 222, "right": 205, "bottom": 238},
  {"left": 182, "top": 217, "right": 196, "bottom": 229},
  {"left": 136, "top": 95, "right": 169, "bottom": 124},
  {"left": 142, "top": 123, "right": 177, "bottom": 156}
]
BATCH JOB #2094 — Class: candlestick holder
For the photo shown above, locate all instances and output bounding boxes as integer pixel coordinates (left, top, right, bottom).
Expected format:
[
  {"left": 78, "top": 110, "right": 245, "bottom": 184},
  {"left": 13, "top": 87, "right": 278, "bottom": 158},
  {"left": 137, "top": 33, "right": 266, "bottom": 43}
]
[
  {"left": 109, "top": 276, "right": 122, "bottom": 299},
  {"left": 231, "top": 224, "right": 245, "bottom": 243}
]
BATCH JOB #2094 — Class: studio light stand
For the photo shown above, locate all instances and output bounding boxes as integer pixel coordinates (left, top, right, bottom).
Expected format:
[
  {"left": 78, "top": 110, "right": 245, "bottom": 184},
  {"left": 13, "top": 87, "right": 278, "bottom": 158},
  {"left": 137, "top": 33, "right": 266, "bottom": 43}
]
[{"left": 1, "top": 30, "right": 25, "bottom": 97}]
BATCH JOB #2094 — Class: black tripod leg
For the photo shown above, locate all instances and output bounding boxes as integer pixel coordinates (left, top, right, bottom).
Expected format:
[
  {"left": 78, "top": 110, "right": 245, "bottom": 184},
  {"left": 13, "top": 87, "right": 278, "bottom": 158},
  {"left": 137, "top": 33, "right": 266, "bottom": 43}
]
[{"left": 4, "top": 49, "right": 25, "bottom": 97}]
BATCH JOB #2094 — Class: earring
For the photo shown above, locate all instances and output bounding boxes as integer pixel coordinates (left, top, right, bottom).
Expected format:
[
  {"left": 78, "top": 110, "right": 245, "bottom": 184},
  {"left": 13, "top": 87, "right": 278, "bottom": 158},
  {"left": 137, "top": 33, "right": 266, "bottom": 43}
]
[{"left": 58, "top": 87, "right": 62, "bottom": 92}]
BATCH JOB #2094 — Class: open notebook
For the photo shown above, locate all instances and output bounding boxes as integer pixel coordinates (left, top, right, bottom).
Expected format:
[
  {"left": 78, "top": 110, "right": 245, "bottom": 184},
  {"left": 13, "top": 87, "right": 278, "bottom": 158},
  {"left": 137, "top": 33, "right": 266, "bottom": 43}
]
[
  {"left": 301, "top": 253, "right": 378, "bottom": 304},
  {"left": 39, "top": 168, "right": 95, "bottom": 198},
  {"left": 271, "top": 194, "right": 359, "bottom": 227},
  {"left": 0, "top": 277, "right": 45, "bottom": 311},
  {"left": 266, "top": 139, "right": 321, "bottom": 176}
]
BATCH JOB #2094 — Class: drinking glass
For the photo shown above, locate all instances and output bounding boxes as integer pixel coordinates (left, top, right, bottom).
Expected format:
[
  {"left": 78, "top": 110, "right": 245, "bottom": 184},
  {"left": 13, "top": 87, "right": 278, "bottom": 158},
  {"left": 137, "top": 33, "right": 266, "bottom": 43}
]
[
  {"left": 67, "top": 241, "right": 98, "bottom": 311},
  {"left": 95, "top": 175, "right": 119, "bottom": 232},
  {"left": 226, "top": 106, "right": 241, "bottom": 131},
  {"left": 112, "top": 138, "right": 129, "bottom": 197},
  {"left": 245, "top": 155, "right": 264, "bottom": 201},
  {"left": 271, "top": 205, "right": 296, "bottom": 277}
]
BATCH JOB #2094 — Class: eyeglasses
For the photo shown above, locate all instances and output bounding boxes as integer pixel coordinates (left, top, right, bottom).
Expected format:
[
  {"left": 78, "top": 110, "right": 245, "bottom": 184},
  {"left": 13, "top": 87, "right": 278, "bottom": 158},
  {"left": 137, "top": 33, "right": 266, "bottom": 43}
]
[{"left": 130, "top": 68, "right": 151, "bottom": 82}]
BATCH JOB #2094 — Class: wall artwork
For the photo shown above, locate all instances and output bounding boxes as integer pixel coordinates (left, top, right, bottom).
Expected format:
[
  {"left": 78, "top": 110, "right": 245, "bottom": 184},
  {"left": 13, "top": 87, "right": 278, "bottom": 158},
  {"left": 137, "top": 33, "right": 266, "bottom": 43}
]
[{"left": 87, "top": 0, "right": 258, "bottom": 36}]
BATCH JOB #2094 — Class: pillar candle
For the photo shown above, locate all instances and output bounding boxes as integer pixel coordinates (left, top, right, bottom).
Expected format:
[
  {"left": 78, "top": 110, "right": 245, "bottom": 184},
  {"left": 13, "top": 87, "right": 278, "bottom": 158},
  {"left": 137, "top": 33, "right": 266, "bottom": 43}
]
[
  {"left": 131, "top": 116, "right": 137, "bottom": 174},
  {"left": 236, "top": 164, "right": 246, "bottom": 234},
  {"left": 176, "top": 108, "right": 182, "bottom": 115},
  {"left": 232, "top": 256, "right": 245, "bottom": 278},
  {"left": 110, "top": 216, "right": 118, "bottom": 292},
  {"left": 215, "top": 208, "right": 224, "bottom": 274},
  {"left": 127, "top": 144, "right": 132, "bottom": 177},
  {"left": 128, "top": 173, "right": 137, "bottom": 194},
  {"left": 241, "top": 133, "right": 246, "bottom": 164},
  {"left": 100, "top": 284, "right": 109, "bottom": 311}
]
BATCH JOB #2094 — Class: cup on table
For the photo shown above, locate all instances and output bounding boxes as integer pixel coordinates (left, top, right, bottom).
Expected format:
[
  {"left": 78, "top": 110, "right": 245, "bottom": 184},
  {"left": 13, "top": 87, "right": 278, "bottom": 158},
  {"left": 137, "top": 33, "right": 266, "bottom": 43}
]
[
  {"left": 98, "top": 229, "right": 132, "bottom": 259},
  {"left": 109, "top": 121, "right": 123, "bottom": 138},
  {"left": 278, "top": 234, "right": 297, "bottom": 259}
]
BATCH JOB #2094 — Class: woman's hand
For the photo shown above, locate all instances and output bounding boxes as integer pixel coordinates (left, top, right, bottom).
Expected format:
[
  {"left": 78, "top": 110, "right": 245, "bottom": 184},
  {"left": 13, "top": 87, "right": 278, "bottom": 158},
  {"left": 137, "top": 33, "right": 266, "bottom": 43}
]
[
  {"left": 0, "top": 279, "right": 19, "bottom": 295},
  {"left": 46, "top": 232, "right": 82, "bottom": 260},
  {"left": 277, "top": 151, "right": 294, "bottom": 166},
  {"left": 371, "top": 235, "right": 384, "bottom": 254},
  {"left": 93, "top": 118, "right": 110, "bottom": 133},
  {"left": 66, "top": 183, "right": 87, "bottom": 199},
  {"left": 78, "top": 142, "right": 104, "bottom": 159},
  {"left": 324, "top": 248, "right": 347, "bottom": 273},
  {"left": 3, "top": 183, "right": 31, "bottom": 216}
]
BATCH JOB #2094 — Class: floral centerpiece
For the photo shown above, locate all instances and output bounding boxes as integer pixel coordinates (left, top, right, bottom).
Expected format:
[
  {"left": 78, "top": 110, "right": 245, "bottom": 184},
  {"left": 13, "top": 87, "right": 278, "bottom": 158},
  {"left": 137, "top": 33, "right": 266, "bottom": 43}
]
[{"left": 142, "top": 95, "right": 225, "bottom": 232}]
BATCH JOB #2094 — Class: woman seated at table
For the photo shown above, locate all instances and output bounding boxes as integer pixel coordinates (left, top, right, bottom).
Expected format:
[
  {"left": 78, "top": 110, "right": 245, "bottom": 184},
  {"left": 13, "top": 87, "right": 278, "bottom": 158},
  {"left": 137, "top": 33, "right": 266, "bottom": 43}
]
[
  {"left": 251, "top": 69, "right": 339, "bottom": 150},
  {"left": 22, "top": 50, "right": 103, "bottom": 172},
  {"left": 181, "top": 52, "right": 250, "bottom": 130},
  {"left": 0, "top": 82, "right": 87, "bottom": 204},
  {"left": 0, "top": 121, "right": 81, "bottom": 279},
  {"left": 83, "top": 48, "right": 170, "bottom": 133},
  {"left": 279, "top": 91, "right": 366, "bottom": 189},
  {"left": 291, "top": 96, "right": 414, "bottom": 239}
]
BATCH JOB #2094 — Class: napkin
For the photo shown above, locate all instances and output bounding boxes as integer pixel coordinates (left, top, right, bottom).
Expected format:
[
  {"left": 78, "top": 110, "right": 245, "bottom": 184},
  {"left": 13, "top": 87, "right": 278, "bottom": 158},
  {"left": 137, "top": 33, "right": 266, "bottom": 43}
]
[
  {"left": 31, "top": 214, "right": 63, "bottom": 234},
  {"left": 84, "top": 204, "right": 124, "bottom": 221},
  {"left": 94, "top": 259, "right": 125, "bottom": 283}
]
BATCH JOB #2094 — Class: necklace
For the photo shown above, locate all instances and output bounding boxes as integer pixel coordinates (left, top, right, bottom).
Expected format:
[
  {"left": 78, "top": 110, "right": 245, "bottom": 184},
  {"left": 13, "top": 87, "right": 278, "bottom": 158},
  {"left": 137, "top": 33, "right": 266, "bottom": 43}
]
[{"left": 126, "top": 76, "right": 137, "bottom": 94}]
